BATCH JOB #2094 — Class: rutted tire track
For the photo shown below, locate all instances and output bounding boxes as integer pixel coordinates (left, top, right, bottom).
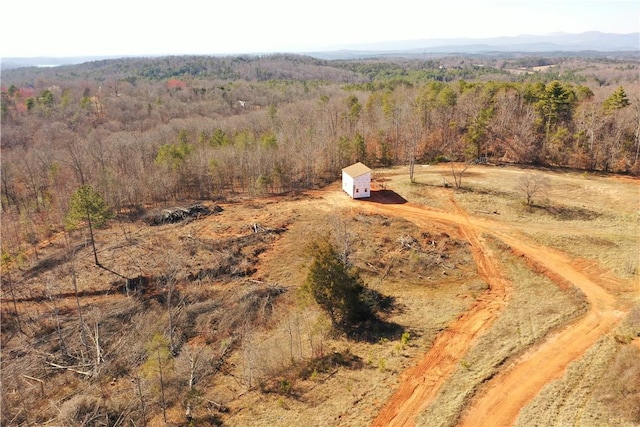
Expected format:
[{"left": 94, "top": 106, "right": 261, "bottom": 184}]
[
  {"left": 338, "top": 193, "right": 624, "bottom": 427},
  {"left": 362, "top": 199, "right": 512, "bottom": 427},
  {"left": 456, "top": 229, "right": 623, "bottom": 427}
]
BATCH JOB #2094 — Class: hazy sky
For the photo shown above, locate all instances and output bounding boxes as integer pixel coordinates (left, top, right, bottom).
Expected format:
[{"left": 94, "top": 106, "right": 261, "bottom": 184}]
[{"left": 2, "top": 0, "right": 638, "bottom": 57}]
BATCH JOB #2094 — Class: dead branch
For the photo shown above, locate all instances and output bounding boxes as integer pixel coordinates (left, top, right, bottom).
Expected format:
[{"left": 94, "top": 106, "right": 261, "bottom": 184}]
[
  {"left": 45, "top": 361, "right": 92, "bottom": 376},
  {"left": 248, "top": 278, "right": 289, "bottom": 289},
  {"left": 22, "top": 375, "right": 45, "bottom": 395},
  {"left": 207, "top": 400, "right": 229, "bottom": 413},
  {"left": 247, "top": 223, "right": 287, "bottom": 234}
]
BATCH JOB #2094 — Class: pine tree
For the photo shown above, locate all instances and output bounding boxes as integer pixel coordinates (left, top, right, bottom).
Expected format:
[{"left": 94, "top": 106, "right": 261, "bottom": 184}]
[
  {"left": 66, "top": 185, "right": 113, "bottom": 265},
  {"left": 537, "top": 81, "right": 575, "bottom": 134},
  {"left": 603, "top": 86, "right": 630, "bottom": 114},
  {"left": 66, "top": 185, "right": 112, "bottom": 230},
  {"left": 142, "top": 333, "right": 174, "bottom": 423},
  {"left": 303, "top": 236, "right": 372, "bottom": 327}
]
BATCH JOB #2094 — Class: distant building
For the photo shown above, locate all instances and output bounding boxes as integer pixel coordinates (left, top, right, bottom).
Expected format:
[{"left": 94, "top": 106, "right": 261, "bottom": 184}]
[{"left": 342, "top": 162, "right": 372, "bottom": 199}]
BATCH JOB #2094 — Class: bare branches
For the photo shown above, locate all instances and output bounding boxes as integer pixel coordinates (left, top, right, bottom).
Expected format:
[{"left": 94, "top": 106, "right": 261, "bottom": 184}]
[
  {"left": 450, "top": 163, "right": 470, "bottom": 189},
  {"left": 45, "top": 361, "right": 93, "bottom": 376},
  {"left": 517, "top": 174, "right": 550, "bottom": 206}
]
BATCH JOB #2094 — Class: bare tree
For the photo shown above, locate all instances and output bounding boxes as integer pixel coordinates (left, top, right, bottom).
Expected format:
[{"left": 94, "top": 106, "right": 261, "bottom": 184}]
[
  {"left": 69, "top": 251, "right": 91, "bottom": 360},
  {"left": 517, "top": 173, "right": 549, "bottom": 206},
  {"left": 165, "top": 272, "right": 178, "bottom": 354},
  {"left": 450, "top": 162, "right": 470, "bottom": 189},
  {"left": 407, "top": 111, "right": 423, "bottom": 183},
  {"left": 175, "top": 341, "right": 217, "bottom": 419},
  {"left": 133, "top": 375, "right": 147, "bottom": 426},
  {"left": 1, "top": 256, "right": 22, "bottom": 334},
  {"left": 330, "top": 218, "right": 356, "bottom": 267},
  {"left": 45, "top": 278, "right": 68, "bottom": 358}
]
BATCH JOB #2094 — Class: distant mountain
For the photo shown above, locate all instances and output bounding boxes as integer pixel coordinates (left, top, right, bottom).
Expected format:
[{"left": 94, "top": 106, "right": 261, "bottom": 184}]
[
  {"left": 310, "top": 32, "right": 640, "bottom": 59},
  {"left": 2, "top": 32, "right": 638, "bottom": 69}
]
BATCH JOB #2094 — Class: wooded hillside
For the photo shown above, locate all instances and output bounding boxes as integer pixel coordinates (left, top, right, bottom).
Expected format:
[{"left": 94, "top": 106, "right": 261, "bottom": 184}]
[
  {"left": 1, "top": 54, "right": 639, "bottom": 257},
  {"left": 1, "top": 53, "right": 639, "bottom": 426}
]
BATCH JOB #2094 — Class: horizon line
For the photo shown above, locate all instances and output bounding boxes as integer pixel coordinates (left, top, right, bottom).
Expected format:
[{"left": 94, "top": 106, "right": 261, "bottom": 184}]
[{"left": 2, "top": 30, "right": 638, "bottom": 60}]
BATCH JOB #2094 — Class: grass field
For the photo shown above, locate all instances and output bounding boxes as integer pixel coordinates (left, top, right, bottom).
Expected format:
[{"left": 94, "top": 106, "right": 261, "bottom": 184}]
[{"left": 1, "top": 163, "right": 638, "bottom": 426}]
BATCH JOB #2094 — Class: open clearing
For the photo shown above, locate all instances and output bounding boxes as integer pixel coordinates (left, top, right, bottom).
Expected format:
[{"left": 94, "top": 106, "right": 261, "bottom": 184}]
[
  {"left": 361, "top": 177, "right": 634, "bottom": 426},
  {"left": 2, "top": 164, "right": 638, "bottom": 426}
]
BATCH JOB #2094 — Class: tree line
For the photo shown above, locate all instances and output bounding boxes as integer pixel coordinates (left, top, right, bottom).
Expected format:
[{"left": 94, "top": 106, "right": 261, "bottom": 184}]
[{"left": 1, "top": 54, "right": 638, "bottom": 260}]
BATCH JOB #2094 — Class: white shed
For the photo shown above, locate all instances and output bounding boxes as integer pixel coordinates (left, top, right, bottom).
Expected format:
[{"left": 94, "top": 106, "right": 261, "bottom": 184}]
[{"left": 342, "top": 162, "right": 372, "bottom": 199}]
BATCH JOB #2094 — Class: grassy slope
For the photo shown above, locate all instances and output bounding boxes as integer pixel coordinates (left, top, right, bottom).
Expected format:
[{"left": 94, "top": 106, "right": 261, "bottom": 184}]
[
  {"left": 2, "top": 165, "right": 638, "bottom": 426},
  {"left": 393, "top": 165, "right": 639, "bottom": 427},
  {"left": 416, "top": 238, "right": 588, "bottom": 427}
]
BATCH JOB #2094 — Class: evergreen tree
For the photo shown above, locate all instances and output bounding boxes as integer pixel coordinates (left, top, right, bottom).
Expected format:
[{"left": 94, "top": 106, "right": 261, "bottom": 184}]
[
  {"left": 538, "top": 81, "right": 575, "bottom": 134},
  {"left": 353, "top": 133, "right": 366, "bottom": 163},
  {"left": 66, "top": 185, "right": 113, "bottom": 230},
  {"left": 66, "top": 185, "right": 113, "bottom": 265},
  {"left": 142, "top": 333, "right": 174, "bottom": 423},
  {"left": 303, "top": 236, "right": 372, "bottom": 327},
  {"left": 603, "top": 86, "right": 630, "bottom": 114}
]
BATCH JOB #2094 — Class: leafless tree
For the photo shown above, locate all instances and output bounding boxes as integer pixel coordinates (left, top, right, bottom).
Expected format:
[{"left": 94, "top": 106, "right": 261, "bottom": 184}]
[
  {"left": 1, "top": 263, "right": 22, "bottom": 334},
  {"left": 450, "top": 162, "right": 470, "bottom": 189},
  {"left": 133, "top": 375, "right": 147, "bottom": 426},
  {"left": 407, "top": 111, "right": 423, "bottom": 183},
  {"left": 517, "top": 173, "right": 549, "bottom": 206},
  {"left": 69, "top": 249, "right": 90, "bottom": 360},
  {"left": 330, "top": 218, "right": 356, "bottom": 267}
]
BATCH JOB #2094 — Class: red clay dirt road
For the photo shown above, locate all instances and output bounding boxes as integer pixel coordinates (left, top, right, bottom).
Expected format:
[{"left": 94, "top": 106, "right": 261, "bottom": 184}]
[
  {"left": 336, "top": 191, "right": 626, "bottom": 427},
  {"left": 366, "top": 195, "right": 513, "bottom": 427},
  {"left": 456, "top": 228, "right": 623, "bottom": 427}
]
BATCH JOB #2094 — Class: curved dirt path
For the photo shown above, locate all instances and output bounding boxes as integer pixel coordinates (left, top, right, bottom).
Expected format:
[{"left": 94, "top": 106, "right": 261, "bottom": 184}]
[
  {"left": 367, "top": 196, "right": 513, "bottom": 427},
  {"left": 343, "top": 193, "right": 625, "bottom": 427},
  {"left": 456, "top": 230, "right": 623, "bottom": 427}
]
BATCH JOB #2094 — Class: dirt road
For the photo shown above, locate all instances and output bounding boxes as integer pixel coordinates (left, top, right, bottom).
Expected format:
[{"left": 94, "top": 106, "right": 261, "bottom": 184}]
[
  {"left": 351, "top": 192, "right": 625, "bottom": 427},
  {"left": 367, "top": 196, "right": 513, "bottom": 426},
  {"left": 456, "top": 229, "right": 622, "bottom": 427}
]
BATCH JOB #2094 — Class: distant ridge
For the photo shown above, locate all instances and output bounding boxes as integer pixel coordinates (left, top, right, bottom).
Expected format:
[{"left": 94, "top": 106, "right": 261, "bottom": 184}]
[
  {"left": 1, "top": 55, "right": 125, "bottom": 70},
  {"left": 310, "top": 31, "right": 640, "bottom": 59},
  {"left": 2, "top": 32, "right": 638, "bottom": 69}
]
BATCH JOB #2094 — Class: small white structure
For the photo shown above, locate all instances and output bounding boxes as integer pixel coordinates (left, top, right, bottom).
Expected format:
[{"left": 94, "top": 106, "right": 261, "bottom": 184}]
[{"left": 342, "top": 162, "right": 372, "bottom": 199}]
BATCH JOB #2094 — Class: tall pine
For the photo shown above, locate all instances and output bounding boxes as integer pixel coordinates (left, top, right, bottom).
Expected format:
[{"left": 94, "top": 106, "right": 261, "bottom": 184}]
[{"left": 603, "top": 86, "right": 630, "bottom": 114}]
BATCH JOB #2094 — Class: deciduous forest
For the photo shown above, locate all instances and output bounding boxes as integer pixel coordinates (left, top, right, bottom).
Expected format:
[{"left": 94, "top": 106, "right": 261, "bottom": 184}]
[
  {"left": 1, "top": 53, "right": 639, "bottom": 426},
  {"left": 1, "top": 54, "right": 639, "bottom": 254}
]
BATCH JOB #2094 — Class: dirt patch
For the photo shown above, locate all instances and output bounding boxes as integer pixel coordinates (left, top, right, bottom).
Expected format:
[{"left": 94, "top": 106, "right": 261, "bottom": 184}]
[
  {"left": 2, "top": 164, "right": 636, "bottom": 427},
  {"left": 359, "top": 165, "right": 634, "bottom": 426},
  {"left": 369, "top": 199, "right": 512, "bottom": 427}
]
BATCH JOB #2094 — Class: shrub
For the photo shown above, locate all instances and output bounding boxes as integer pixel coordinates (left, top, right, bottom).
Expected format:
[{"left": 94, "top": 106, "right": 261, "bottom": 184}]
[{"left": 303, "top": 236, "right": 374, "bottom": 327}]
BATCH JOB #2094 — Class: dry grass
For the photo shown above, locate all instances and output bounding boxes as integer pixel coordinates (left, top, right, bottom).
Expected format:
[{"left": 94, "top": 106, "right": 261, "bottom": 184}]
[
  {"left": 516, "top": 305, "right": 640, "bottom": 426},
  {"left": 2, "top": 165, "right": 637, "bottom": 426},
  {"left": 215, "top": 200, "right": 480, "bottom": 426},
  {"left": 461, "top": 168, "right": 638, "bottom": 281},
  {"left": 380, "top": 164, "right": 638, "bottom": 426},
  {"left": 400, "top": 164, "right": 639, "bottom": 282},
  {"left": 416, "top": 237, "right": 587, "bottom": 427}
]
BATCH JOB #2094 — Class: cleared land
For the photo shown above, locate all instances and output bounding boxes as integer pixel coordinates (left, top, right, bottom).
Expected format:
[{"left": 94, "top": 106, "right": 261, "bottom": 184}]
[
  {"left": 367, "top": 165, "right": 638, "bottom": 427},
  {"left": 1, "top": 164, "right": 638, "bottom": 426}
]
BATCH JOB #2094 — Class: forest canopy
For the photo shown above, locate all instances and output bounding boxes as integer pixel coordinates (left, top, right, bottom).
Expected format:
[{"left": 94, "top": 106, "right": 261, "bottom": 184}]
[{"left": 1, "top": 53, "right": 639, "bottom": 258}]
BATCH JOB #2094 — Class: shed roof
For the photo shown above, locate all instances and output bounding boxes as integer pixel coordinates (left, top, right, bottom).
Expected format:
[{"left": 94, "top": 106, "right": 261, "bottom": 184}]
[{"left": 342, "top": 162, "right": 372, "bottom": 178}]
